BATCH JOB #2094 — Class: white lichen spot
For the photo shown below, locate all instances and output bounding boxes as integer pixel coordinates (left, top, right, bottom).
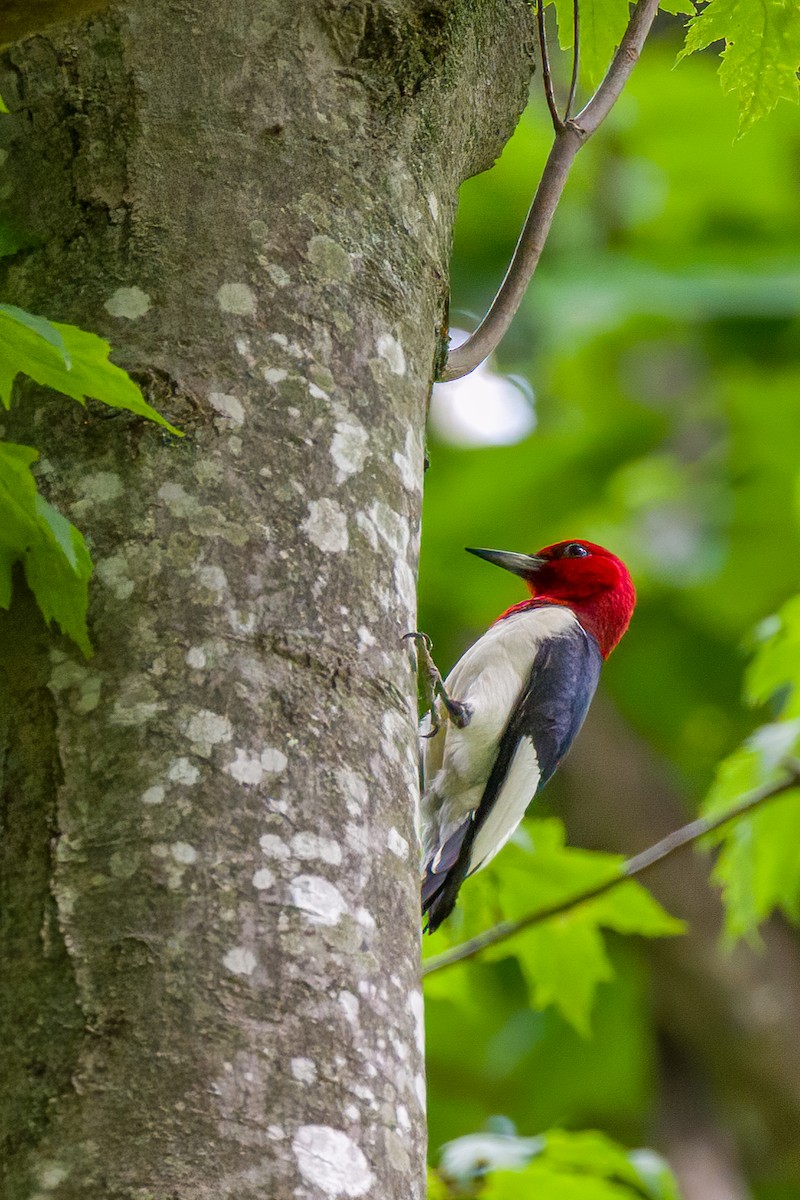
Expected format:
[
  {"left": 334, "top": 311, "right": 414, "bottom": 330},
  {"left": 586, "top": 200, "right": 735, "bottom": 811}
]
[
  {"left": 260, "top": 834, "right": 290, "bottom": 859},
  {"left": 308, "top": 382, "right": 330, "bottom": 402},
  {"left": 184, "top": 709, "right": 233, "bottom": 752},
  {"left": 76, "top": 471, "right": 123, "bottom": 505},
  {"left": 264, "top": 366, "right": 288, "bottom": 385},
  {"left": 292, "top": 1126, "right": 373, "bottom": 1197},
  {"left": 291, "top": 1057, "right": 318, "bottom": 1084},
  {"left": 302, "top": 499, "right": 349, "bottom": 554},
  {"left": 335, "top": 768, "right": 368, "bottom": 816},
  {"left": 414, "top": 1073, "right": 426, "bottom": 1107},
  {"left": 307, "top": 234, "right": 353, "bottom": 283},
  {"left": 209, "top": 392, "right": 246, "bottom": 427},
  {"left": 394, "top": 557, "right": 417, "bottom": 616},
  {"left": 381, "top": 710, "right": 408, "bottom": 765},
  {"left": 267, "top": 263, "right": 291, "bottom": 287},
  {"left": 171, "top": 842, "right": 198, "bottom": 865},
  {"left": 427, "top": 194, "right": 439, "bottom": 221},
  {"left": 290, "top": 875, "right": 347, "bottom": 926},
  {"left": 355, "top": 511, "right": 379, "bottom": 551},
  {"left": 387, "top": 828, "right": 408, "bottom": 859},
  {"left": 104, "top": 286, "right": 151, "bottom": 319},
  {"left": 222, "top": 946, "right": 257, "bottom": 976},
  {"left": 372, "top": 502, "right": 409, "bottom": 555},
  {"left": 216, "top": 282, "right": 256, "bottom": 316},
  {"left": 261, "top": 747, "right": 288, "bottom": 774},
  {"left": 393, "top": 428, "right": 423, "bottom": 494},
  {"left": 195, "top": 564, "right": 228, "bottom": 598},
  {"left": 168, "top": 757, "right": 200, "bottom": 785},
  {"left": 357, "top": 626, "right": 376, "bottom": 651},
  {"left": 37, "top": 1162, "right": 70, "bottom": 1190},
  {"left": 338, "top": 990, "right": 359, "bottom": 1025},
  {"left": 141, "top": 785, "right": 165, "bottom": 806},
  {"left": 157, "top": 481, "right": 196, "bottom": 518},
  {"left": 95, "top": 553, "right": 135, "bottom": 600},
  {"left": 409, "top": 990, "right": 425, "bottom": 1055},
  {"left": 186, "top": 646, "right": 206, "bottom": 670},
  {"left": 290, "top": 831, "right": 342, "bottom": 865},
  {"left": 376, "top": 333, "right": 406, "bottom": 376},
  {"left": 226, "top": 748, "right": 264, "bottom": 786},
  {"left": 355, "top": 907, "right": 375, "bottom": 930},
  {"left": 330, "top": 421, "right": 369, "bottom": 482},
  {"left": 252, "top": 866, "right": 276, "bottom": 890}
]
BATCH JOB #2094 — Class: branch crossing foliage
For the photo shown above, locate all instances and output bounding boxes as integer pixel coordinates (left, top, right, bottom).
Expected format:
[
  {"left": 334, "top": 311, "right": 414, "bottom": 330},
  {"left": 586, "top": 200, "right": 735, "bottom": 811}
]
[
  {"left": 424, "top": 818, "right": 683, "bottom": 1035},
  {"left": 703, "top": 597, "right": 800, "bottom": 935}
]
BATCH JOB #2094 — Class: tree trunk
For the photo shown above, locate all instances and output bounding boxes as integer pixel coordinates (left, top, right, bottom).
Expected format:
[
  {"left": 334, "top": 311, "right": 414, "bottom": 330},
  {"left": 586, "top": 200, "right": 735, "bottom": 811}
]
[{"left": 0, "top": 3, "right": 535, "bottom": 1197}]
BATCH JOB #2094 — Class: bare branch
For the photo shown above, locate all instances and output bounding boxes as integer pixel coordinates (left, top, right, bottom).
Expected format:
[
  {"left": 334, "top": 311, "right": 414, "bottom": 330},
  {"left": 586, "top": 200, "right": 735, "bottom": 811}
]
[
  {"left": 565, "top": 0, "right": 580, "bottom": 120},
  {"left": 422, "top": 759, "right": 800, "bottom": 977},
  {"left": 439, "top": 0, "right": 660, "bottom": 383},
  {"left": 538, "top": 0, "right": 563, "bottom": 133}
]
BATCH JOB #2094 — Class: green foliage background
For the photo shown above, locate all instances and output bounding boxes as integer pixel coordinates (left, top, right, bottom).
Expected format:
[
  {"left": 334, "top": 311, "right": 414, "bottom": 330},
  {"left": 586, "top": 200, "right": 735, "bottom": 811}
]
[{"left": 421, "top": 17, "right": 800, "bottom": 1200}]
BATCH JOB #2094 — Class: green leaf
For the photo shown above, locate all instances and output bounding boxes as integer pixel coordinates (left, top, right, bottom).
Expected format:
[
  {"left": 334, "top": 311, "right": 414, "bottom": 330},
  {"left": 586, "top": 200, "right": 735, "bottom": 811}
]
[
  {"left": 704, "top": 735, "right": 800, "bottom": 938},
  {"left": 427, "top": 1168, "right": 451, "bottom": 1200},
  {"left": 549, "top": 0, "right": 634, "bottom": 88},
  {"left": 0, "top": 304, "right": 71, "bottom": 367},
  {"left": 542, "top": 1131, "right": 680, "bottom": 1200},
  {"left": 0, "top": 306, "right": 181, "bottom": 434},
  {"left": 744, "top": 594, "right": 800, "bottom": 718},
  {"left": 0, "top": 94, "right": 7, "bottom": 113},
  {"left": 486, "top": 1163, "right": 631, "bottom": 1200},
  {"left": 679, "top": 0, "right": 800, "bottom": 134},
  {"left": 658, "top": 0, "right": 693, "bottom": 15},
  {"left": 0, "top": 441, "right": 92, "bottom": 654}
]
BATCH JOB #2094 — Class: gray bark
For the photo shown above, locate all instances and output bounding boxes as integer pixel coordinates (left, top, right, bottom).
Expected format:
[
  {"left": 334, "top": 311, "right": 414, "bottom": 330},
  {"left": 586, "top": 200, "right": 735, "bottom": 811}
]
[{"left": 0, "top": 3, "right": 535, "bottom": 1197}]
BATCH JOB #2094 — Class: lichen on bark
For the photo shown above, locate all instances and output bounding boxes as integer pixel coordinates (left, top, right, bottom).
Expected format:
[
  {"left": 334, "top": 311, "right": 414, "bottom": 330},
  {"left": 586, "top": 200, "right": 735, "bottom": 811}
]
[{"left": 0, "top": 2, "right": 535, "bottom": 1196}]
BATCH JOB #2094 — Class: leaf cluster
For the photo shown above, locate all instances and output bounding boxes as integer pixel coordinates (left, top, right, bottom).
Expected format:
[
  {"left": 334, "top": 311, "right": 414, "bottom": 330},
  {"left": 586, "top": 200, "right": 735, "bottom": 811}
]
[{"left": 430, "top": 1127, "right": 680, "bottom": 1200}]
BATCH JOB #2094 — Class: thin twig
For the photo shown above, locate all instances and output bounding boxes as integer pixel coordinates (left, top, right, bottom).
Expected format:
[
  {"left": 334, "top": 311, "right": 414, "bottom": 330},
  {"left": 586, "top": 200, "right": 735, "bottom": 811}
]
[
  {"left": 565, "top": 0, "right": 580, "bottom": 120},
  {"left": 422, "top": 759, "right": 800, "bottom": 976},
  {"left": 439, "top": 0, "right": 660, "bottom": 383},
  {"left": 537, "top": 0, "right": 562, "bottom": 132}
]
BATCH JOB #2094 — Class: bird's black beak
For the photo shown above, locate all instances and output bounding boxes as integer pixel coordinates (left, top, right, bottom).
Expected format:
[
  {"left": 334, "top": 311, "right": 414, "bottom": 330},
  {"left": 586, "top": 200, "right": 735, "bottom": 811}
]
[{"left": 465, "top": 547, "right": 546, "bottom": 578}]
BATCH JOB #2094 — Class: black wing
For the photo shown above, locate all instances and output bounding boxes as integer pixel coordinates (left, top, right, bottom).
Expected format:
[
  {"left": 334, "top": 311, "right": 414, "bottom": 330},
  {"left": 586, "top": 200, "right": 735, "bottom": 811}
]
[{"left": 423, "top": 625, "right": 602, "bottom": 932}]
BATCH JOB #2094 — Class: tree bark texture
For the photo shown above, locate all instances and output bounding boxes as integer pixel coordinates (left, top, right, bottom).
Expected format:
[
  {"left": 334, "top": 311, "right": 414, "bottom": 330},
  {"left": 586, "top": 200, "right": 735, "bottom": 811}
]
[{"left": 0, "top": 3, "right": 535, "bottom": 1197}]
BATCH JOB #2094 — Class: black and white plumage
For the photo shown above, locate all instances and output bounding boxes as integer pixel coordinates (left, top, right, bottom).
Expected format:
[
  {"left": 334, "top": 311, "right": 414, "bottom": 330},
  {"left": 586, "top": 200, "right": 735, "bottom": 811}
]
[{"left": 420, "top": 604, "right": 602, "bottom": 932}]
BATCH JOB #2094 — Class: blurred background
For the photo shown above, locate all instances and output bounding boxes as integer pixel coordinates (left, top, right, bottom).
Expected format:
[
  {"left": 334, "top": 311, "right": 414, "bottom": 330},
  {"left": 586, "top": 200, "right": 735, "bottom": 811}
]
[{"left": 420, "top": 16, "right": 800, "bottom": 1200}]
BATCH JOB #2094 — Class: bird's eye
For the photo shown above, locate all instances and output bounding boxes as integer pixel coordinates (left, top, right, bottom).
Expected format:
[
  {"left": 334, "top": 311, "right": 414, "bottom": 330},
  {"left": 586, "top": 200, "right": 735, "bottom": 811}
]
[{"left": 561, "top": 543, "right": 590, "bottom": 559}]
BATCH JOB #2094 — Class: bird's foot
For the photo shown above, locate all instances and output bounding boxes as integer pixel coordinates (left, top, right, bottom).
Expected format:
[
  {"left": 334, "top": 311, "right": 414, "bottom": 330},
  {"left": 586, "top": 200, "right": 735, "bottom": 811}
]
[{"left": 403, "top": 632, "right": 471, "bottom": 735}]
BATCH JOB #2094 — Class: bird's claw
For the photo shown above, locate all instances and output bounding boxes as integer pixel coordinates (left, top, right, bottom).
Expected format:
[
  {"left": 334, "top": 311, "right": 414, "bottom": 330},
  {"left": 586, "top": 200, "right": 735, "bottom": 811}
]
[{"left": 404, "top": 630, "right": 470, "bottom": 734}]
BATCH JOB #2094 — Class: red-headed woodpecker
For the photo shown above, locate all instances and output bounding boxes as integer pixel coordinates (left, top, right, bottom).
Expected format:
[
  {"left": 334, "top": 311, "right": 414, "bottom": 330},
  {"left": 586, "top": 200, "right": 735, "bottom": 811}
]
[{"left": 410, "top": 539, "right": 636, "bottom": 933}]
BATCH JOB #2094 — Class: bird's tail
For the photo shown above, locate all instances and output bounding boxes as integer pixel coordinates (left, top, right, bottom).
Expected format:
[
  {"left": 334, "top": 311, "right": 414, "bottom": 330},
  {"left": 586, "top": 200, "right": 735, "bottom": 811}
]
[{"left": 421, "top": 816, "right": 475, "bottom": 933}]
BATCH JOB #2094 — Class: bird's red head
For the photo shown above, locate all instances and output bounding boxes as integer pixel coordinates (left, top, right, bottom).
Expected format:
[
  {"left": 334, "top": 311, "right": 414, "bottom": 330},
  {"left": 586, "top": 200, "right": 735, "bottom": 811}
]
[{"left": 467, "top": 539, "right": 636, "bottom": 658}]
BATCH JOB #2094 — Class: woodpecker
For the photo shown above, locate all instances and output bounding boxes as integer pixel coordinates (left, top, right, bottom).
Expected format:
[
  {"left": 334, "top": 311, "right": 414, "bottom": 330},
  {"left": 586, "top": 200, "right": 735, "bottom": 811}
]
[{"left": 409, "top": 539, "right": 636, "bottom": 933}]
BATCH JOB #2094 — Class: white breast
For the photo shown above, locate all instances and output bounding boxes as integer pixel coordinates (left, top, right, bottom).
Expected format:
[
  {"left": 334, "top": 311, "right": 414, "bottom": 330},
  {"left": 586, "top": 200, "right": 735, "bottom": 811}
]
[{"left": 421, "top": 605, "right": 579, "bottom": 871}]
